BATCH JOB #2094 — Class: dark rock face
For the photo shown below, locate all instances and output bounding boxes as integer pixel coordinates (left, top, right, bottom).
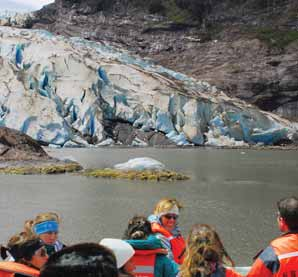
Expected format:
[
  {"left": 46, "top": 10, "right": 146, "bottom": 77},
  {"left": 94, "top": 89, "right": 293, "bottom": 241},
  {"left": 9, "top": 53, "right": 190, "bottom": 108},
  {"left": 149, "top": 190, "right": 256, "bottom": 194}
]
[
  {"left": 111, "top": 122, "right": 175, "bottom": 146},
  {"left": 32, "top": 0, "right": 298, "bottom": 120},
  {"left": 0, "top": 127, "right": 49, "bottom": 160}
]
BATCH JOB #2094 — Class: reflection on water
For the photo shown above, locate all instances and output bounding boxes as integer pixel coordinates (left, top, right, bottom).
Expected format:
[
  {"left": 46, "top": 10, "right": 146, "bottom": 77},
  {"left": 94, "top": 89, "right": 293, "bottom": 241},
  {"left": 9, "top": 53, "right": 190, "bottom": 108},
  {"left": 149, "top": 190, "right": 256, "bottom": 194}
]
[{"left": 0, "top": 147, "right": 297, "bottom": 265}]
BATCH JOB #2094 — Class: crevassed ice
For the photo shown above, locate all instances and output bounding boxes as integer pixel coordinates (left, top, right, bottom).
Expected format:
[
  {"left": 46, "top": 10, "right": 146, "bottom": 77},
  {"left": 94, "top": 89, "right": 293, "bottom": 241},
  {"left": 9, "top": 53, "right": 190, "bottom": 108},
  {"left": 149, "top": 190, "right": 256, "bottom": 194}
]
[{"left": 0, "top": 26, "right": 295, "bottom": 147}]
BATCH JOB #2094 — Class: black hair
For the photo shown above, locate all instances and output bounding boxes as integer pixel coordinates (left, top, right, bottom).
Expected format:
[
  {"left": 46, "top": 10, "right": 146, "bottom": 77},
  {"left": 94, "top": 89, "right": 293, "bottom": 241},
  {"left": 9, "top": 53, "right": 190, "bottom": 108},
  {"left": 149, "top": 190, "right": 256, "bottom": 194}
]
[
  {"left": 40, "top": 243, "right": 119, "bottom": 277},
  {"left": 277, "top": 196, "right": 298, "bottom": 230},
  {"left": 123, "top": 215, "right": 152, "bottom": 240},
  {"left": 0, "top": 245, "right": 9, "bottom": 260},
  {"left": 11, "top": 238, "right": 44, "bottom": 262}
]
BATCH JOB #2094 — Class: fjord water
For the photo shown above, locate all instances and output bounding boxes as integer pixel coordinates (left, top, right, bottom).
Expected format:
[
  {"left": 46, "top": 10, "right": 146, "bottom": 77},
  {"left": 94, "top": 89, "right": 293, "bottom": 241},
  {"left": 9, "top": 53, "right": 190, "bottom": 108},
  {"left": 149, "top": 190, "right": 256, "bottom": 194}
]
[{"left": 0, "top": 147, "right": 297, "bottom": 265}]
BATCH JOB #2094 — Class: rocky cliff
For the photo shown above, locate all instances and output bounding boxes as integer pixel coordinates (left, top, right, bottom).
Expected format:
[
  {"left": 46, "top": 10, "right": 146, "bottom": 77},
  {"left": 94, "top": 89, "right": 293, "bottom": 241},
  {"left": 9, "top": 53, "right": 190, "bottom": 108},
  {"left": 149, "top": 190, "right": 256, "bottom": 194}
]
[{"left": 30, "top": 0, "right": 298, "bottom": 120}]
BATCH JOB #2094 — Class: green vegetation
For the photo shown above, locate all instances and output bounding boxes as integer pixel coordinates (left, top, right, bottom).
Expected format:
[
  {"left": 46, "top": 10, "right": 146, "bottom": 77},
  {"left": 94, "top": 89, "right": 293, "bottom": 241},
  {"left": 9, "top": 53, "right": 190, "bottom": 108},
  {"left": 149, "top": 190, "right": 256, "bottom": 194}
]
[
  {"left": 248, "top": 27, "right": 298, "bottom": 49},
  {"left": 83, "top": 168, "right": 189, "bottom": 181},
  {"left": 0, "top": 162, "right": 188, "bottom": 181},
  {"left": 0, "top": 163, "right": 82, "bottom": 175}
]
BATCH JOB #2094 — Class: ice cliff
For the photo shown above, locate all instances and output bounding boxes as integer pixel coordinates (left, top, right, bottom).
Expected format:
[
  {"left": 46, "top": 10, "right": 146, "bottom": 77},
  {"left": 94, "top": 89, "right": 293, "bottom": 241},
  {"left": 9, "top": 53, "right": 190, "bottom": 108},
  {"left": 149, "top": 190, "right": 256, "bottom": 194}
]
[{"left": 0, "top": 26, "right": 295, "bottom": 147}]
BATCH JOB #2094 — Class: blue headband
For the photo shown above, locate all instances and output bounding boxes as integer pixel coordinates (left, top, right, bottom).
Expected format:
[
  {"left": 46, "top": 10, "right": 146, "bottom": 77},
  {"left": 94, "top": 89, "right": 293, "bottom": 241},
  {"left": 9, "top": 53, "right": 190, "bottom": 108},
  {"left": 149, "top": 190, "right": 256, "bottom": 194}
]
[{"left": 34, "top": 220, "right": 59, "bottom": 235}]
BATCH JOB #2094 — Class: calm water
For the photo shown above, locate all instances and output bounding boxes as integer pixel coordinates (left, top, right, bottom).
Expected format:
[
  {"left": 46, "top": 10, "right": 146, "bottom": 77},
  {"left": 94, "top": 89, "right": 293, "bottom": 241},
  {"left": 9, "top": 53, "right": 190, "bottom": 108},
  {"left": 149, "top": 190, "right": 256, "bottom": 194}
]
[{"left": 0, "top": 147, "right": 297, "bottom": 266}]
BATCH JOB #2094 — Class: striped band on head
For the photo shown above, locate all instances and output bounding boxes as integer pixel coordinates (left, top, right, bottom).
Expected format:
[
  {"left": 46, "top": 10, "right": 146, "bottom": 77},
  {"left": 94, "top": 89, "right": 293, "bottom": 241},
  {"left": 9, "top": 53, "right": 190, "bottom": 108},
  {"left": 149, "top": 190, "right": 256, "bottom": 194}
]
[{"left": 34, "top": 220, "right": 59, "bottom": 235}]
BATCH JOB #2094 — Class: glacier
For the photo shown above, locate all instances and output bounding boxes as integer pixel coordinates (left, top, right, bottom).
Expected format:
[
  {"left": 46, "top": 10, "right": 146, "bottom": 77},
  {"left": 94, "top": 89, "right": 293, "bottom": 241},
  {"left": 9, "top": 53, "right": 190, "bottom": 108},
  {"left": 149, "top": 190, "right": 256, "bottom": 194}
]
[{"left": 0, "top": 26, "right": 295, "bottom": 147}]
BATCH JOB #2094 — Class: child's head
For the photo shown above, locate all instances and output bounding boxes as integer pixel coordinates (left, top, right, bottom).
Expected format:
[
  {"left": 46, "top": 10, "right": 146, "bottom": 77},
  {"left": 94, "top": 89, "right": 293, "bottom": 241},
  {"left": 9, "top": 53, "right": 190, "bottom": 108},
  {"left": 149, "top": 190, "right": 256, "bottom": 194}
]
[
  {"left": 180, "top": 224, "right": 234, "bottom": 277},
  {"left": 123, "top": 215, "right": 152, "bottom": 240},
  {"left": 32, "top": 212, "right": 60, "bottom": 245}
]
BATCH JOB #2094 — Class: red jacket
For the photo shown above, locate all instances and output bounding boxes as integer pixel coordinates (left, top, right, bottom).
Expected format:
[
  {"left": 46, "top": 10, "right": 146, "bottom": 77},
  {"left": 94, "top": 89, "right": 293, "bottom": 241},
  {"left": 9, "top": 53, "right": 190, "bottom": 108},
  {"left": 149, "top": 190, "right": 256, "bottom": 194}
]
[
  {"left": 224, "top": 268, "right": 243, "bottom": 277},
  {"left": 151, "top": 222, "right": 185, "bottom": 264},
  {"left": 0, "top": 262, "right": 39, "bottom": 277},
  {"left": 247, "top": 232, "right": 298, "bottom": 277},
  {"left": 131, "top": 249, "right": 163, "bottom": 277}
]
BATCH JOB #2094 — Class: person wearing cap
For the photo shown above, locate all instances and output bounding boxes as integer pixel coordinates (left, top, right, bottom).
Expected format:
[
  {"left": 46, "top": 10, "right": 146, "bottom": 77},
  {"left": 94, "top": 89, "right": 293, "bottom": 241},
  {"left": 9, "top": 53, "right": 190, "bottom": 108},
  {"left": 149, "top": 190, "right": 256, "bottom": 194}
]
[
  {"left": 100, "top": 238, "right": 135, "bottom": 277},
  {"left": 148, "top": 198, "right": 185, "bottom": 264},
  {"left": 40, "top": 243, "right": 119, "bottom": 277},
  {"left": 26, "top": 212, "right": 65, "bottom": 256},
  {"left": 0, "top": 237, "right": 48, "bottom": 277},
  {"left": 247, "top": 196, "right": 298, "bottom": 277}
]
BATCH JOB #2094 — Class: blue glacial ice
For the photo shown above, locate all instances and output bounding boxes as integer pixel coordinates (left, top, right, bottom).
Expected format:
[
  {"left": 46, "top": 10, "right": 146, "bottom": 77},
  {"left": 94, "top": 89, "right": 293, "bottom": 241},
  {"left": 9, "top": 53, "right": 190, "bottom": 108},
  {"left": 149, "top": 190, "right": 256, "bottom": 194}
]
[{"left": 0, "top": 26, "right": 295, "bottom": 147}]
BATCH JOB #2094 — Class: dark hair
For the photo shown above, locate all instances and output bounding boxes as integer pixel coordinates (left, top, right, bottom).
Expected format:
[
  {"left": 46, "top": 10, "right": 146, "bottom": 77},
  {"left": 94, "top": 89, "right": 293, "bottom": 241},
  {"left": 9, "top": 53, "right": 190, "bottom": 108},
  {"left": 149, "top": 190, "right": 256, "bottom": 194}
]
[
  {"left": 123, "top": 215, "right": 152, "bottom": 240},
  {"left": 1, "top": 232, "right": 37, "bottom": 260},
  {"left": 15, "top": 238, "right": 44, "bottom": 262},
  {"left": 40, "top": 243, "right": 119, "bottom": 277},
  {"left": 277, "top": 196, "right": 298, "bottom": 230}
]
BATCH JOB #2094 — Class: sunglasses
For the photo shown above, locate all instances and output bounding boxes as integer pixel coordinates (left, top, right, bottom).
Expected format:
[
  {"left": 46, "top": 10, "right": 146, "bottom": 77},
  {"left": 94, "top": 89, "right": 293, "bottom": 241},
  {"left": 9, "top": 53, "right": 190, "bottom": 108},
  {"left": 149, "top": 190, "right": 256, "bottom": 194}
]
[
  {"left": 164, "top": 214, "right": 178, "bottom": 220},
  {"left": 35, "top": 247, "right": 48, "bottom": 257}
]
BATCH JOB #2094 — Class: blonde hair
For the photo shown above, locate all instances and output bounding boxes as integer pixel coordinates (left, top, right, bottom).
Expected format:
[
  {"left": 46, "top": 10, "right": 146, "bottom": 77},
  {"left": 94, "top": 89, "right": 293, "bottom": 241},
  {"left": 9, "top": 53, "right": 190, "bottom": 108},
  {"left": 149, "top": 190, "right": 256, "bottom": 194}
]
[
  {"left": 180, "top": 224, "right": 234, "bottom": 277},
  {"left": 7, "top": 232, "right": 33, "bottom": 248},
  {"left": 153, "top": 198, "right": 183, "bottom": 215},
  {"left": 24, "top": 212, "right": 60, "bottom": 236},
  {"left": 34, "top": 212, "right": 60, "bottom": 225}
]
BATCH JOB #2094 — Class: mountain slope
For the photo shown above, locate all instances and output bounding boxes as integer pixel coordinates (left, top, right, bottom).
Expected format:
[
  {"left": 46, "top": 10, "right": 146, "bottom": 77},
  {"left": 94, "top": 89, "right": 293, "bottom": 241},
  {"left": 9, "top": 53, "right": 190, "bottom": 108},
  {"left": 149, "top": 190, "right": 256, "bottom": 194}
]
[{"left": 31, "top": 0, "right": 298, "bottom": 120}]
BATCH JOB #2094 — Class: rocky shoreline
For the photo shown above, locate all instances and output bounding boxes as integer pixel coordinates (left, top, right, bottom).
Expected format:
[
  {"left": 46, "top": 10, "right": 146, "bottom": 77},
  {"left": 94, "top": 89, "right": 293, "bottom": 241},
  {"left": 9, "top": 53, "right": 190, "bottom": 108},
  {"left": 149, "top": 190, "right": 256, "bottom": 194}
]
[{"left": 0, "top": 127, "right": 82, "bottom": 174}]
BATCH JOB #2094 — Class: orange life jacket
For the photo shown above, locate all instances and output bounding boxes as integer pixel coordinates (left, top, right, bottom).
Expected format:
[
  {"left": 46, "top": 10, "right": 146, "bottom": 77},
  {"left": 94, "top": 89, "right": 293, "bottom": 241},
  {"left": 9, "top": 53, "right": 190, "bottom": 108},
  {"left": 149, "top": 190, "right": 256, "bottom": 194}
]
[
  {"left": 270, "top": 233, "right": 298, "bottom": 277},
  {"left": 151, "top": 222, "right": 185, "bottom": 264},
  {"left": 131, "top": 249, "right": 163, "bottom": 277},
  {"left": 0, "top": 262, "right": 39, "bottom": 277},
  {"left": 247, "top": 232, "right": 298, "bottom": 277},
  {"left": 225, "top": 267, "right": 243, "bottom": 277}
]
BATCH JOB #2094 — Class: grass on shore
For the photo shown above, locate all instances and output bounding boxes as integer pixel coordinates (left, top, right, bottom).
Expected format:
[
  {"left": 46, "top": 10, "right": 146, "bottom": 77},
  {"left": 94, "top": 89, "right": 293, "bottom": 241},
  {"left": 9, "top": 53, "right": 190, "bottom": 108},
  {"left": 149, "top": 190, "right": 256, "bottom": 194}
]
[
  {"left": 83, "top": 168, "right": 189, "bottom": 181},
  {"left": 0, "top": 163, "right": 82, "bottom": 175}
]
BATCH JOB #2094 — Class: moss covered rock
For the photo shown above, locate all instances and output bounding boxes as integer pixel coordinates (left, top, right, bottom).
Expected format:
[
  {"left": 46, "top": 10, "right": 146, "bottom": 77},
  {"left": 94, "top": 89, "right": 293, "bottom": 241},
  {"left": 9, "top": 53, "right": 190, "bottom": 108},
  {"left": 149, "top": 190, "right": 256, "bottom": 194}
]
[
  {"left": 0, "top": 162, "right": 83, "bottom": 175},
  {"left": 83, "top": 168, "right": 189, "bottom": 181}
]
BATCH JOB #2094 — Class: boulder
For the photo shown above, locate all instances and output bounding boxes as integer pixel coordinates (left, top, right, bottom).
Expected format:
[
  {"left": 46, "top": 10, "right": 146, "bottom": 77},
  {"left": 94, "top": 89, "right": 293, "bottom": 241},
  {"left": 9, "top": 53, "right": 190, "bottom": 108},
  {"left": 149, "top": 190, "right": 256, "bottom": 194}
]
[{"left": 0, "top": 127, "right": 82, "bottom": 174}]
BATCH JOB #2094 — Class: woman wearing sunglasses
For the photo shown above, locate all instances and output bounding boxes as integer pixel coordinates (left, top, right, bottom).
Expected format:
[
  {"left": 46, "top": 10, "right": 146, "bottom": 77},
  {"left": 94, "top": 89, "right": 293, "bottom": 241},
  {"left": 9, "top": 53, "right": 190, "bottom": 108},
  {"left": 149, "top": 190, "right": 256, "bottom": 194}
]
[
  {"left": 148, "top": 198, "right": 186, "bottom": 265},
  {"left": 0, "top": 237, "right": 48, "bottom": 277}
]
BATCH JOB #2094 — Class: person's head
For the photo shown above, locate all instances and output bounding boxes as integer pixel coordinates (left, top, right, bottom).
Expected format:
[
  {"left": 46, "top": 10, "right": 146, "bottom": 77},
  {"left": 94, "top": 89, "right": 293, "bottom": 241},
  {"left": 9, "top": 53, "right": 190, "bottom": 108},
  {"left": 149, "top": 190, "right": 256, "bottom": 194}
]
[
  {"left": 180, "top": 224, "right": 234, "bottom": 277},
  {"left": 153, "top": 198, "right": 182, "bottom": 231},
  {"left": 40, "top": 243, "right": 118, "bottom": 277},
  {"left": 13, "top": 238, "right": 48, "bottom": 269},
  {"left": 1, "top": 232, "right": 39, "bottom": 261},
  {"left": 123, "top": 215, "right": 152, "bottom": 240},
  {"left": 32, "top": 212, "right": 60, "bottom": 245},
  {"left": 277, "top": 196, "right": 298, "bottom": 232},
  {"left": 100, "top": 239, "right": 135, "bottom": 276}
]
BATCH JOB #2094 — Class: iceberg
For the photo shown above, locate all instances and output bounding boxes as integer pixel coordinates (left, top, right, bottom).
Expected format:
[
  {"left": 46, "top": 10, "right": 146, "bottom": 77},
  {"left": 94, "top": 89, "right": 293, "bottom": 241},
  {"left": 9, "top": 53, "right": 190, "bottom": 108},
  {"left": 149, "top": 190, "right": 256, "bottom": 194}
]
[{"left": 114, "top": 157, "right": 166, "bottom": 171}]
